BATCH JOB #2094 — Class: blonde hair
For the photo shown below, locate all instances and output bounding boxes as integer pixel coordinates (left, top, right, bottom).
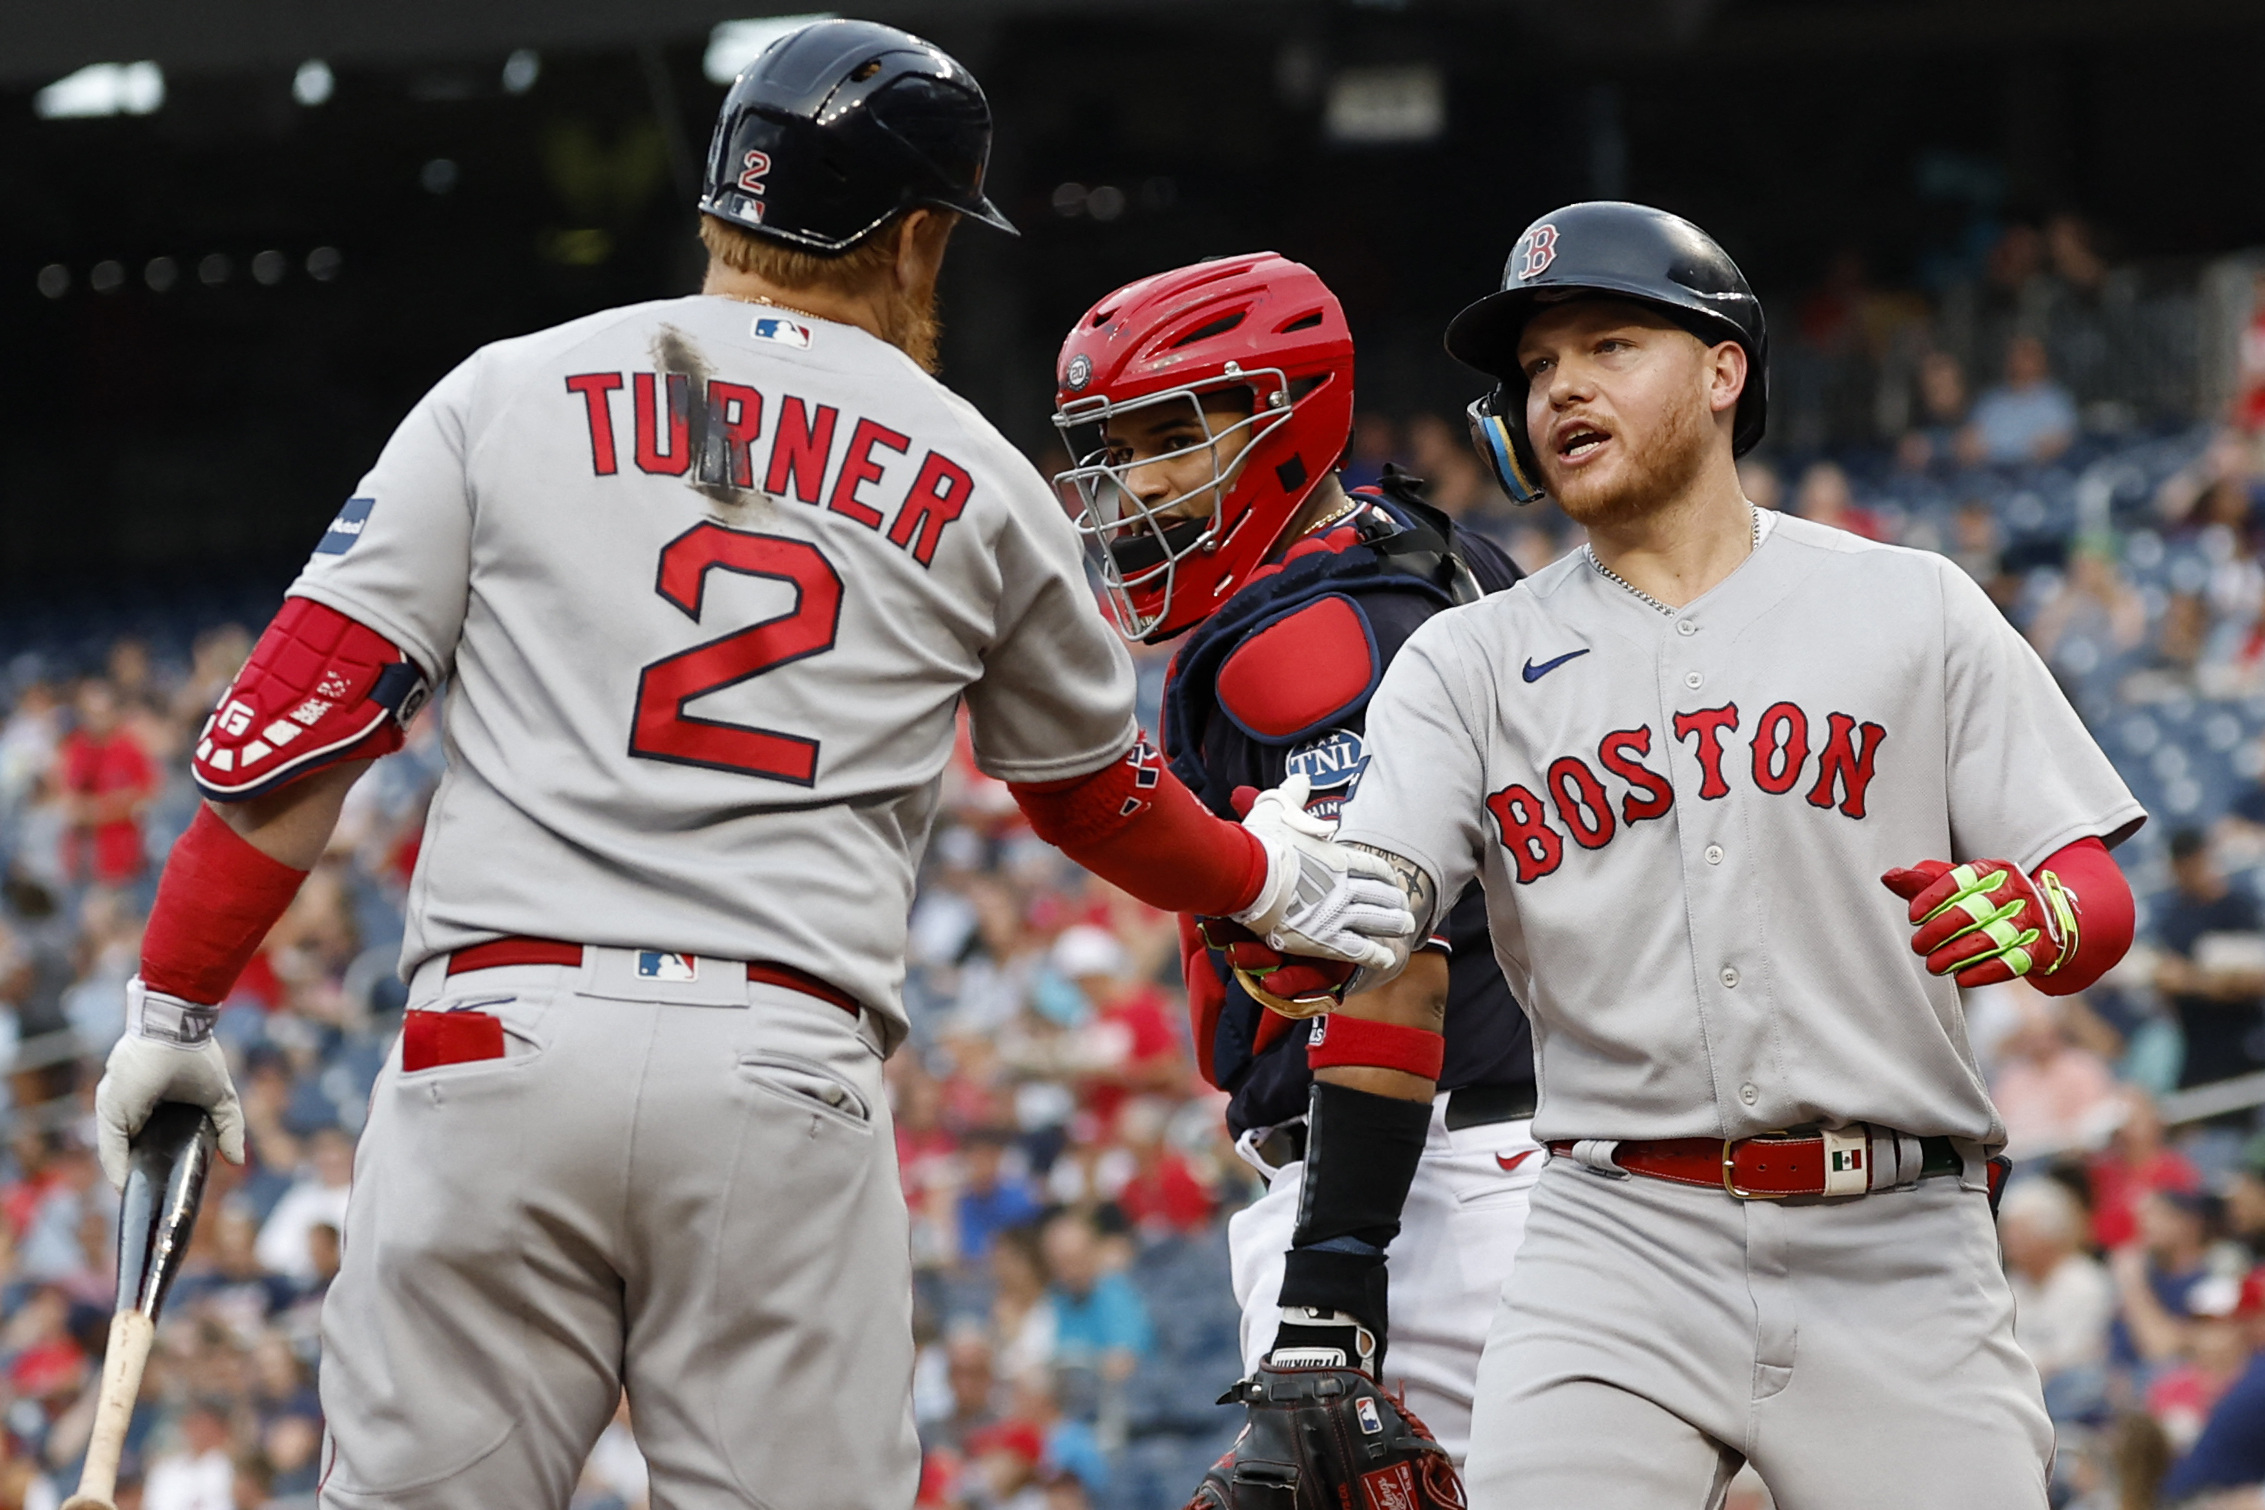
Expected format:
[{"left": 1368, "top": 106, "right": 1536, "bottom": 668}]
[{"left": 698, "top": 212, "right": 908, "bottom": 298}]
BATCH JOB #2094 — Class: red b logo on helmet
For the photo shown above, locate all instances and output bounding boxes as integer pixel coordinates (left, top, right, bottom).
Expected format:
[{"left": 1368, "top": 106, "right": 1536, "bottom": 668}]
[{"left": 1516, "top": 224, "right": 1559, "bottom": 281}]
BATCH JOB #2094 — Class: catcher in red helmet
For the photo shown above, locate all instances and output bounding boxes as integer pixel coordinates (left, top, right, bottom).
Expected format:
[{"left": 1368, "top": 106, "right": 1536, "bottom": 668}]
[{"left": 1052, "top": 254, "right": 1538, "bottom": 1501}]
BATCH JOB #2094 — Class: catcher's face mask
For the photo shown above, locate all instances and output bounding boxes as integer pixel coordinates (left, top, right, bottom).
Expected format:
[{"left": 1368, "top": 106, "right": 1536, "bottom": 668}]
[{"left": 1054, "top": 378, "right": 1289, "bottom": 641}]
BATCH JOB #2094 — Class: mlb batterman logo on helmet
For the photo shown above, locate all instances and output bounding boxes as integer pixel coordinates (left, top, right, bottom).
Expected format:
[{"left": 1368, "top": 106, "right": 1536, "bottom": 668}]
[{"left": 1452, "top": 201, "right": 1768, "bottom": 505}]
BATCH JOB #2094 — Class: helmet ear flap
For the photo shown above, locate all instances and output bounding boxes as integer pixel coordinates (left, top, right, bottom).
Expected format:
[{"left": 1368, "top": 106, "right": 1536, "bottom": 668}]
[{"left": 1466, "top": 387, "right": 1547, "bottom": 505}]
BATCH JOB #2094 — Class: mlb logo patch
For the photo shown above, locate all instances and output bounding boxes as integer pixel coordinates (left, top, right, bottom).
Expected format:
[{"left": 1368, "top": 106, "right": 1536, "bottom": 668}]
[
  {"left": 637, "top": 951, "right": 698, "bottom": 982},
  {"left": 315, "top": 496, "right": 375, "bottom": 555},
  {"left": 749, "top": 315, "right": 812, "bottom": 349},
  {"left": 1354, "top": 1397, "right": 1383, "bottom": 1435}
]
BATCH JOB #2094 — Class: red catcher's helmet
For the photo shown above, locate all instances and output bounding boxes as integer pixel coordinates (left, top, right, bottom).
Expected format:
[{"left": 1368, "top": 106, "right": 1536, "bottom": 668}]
[{"left": 1053, "top": 253, "right": 1354, "bottom": 642}]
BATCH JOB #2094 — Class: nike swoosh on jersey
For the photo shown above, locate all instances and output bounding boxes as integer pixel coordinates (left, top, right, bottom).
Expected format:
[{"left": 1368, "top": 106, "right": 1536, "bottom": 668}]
[
  {"left": 1495, "top": 1150, "right": 1537, "bottom": 1173},
  {"left": 1521, "top": 649, "right": 1590, "bottom": 682}
]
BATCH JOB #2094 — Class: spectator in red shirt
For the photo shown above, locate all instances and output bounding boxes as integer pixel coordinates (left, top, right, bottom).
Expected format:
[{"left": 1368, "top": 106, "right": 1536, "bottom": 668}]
[
  {"left": 2237, "top": 268, "right": 2265, "bottom": 436},
  {"left": 2089, "top": 1090, "right": 2202, "bottom": 1250},
  {"left": 2147, "top": 1268, "right": 2261, "bottom": 1454},
  {"left": 56, "top": 679, "right": 156, "bottom": 888},
  {"left": 1790, "top": 460, "right": 1888, "bottom": 541},
  {"left": 1112, "top": 1096, "right": 1213, "bottom": 1237},
  {"left": 1046, "top": 926, "right": 1187, "bottom": 1133}
]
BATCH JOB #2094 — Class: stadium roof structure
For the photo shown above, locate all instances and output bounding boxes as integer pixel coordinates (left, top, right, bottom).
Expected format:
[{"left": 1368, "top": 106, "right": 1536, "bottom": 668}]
[{"left": 11, "top": 0, "right": 2265, "bottom": 87}]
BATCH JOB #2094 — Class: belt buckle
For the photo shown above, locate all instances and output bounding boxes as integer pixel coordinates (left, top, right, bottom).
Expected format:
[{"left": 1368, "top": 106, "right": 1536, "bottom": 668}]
[{"left": 1722, "top": 1133, "right": 1794, "bottom": 1200}]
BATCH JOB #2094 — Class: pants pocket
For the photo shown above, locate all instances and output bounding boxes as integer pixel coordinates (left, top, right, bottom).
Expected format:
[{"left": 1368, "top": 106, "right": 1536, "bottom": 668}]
[
  {"left": 737, "top": 1051, "right": 874, "bottom": 1131},
  {"left": 321, "top": 1005, "right": 546, "bottom": 1494},
  {"left": 702, "top": 1044, "right": 915, "bottom": 1505}
]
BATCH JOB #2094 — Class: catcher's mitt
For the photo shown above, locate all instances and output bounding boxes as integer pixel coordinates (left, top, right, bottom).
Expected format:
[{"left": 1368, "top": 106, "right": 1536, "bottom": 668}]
[
  {"left": 1188, "top": 1363, "right": 1465, "bottom": 1510},
  {"left": 1197, "top": 917, "right": 1359, "bottom": 1019}
]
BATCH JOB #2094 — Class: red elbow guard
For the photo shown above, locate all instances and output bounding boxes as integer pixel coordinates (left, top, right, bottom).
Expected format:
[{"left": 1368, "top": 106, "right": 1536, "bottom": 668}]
[
  {"left": 1306, "top": 1014, "right": 1445, "bottom": 1080},
  {"left": 1012, "top": 739, "right": 1268, "bottom": 916},
  {"left": 142, "top": 806, "right": 311, "bottom": 1005},
  {"left": 195, "top": 597, "right": 430, "bottom": 801}
]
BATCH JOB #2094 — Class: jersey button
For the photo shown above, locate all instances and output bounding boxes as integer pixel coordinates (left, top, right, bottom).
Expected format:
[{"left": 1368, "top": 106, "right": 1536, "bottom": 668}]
[
  {"left": 1739, "top": 1083, "right": 1759, "bottom": 1106},
  {"left": 1684, "top": 671, "right": 1704, "bottom": 690},
  {"left": 1705, "top": 844, "right": 1724, "bottom": 865},
  {"left": 1676, "top": 619, "right": 1697, "bottom": 637},
  {"left": 1720, "top": 965, "right": 1740, "bottom": 988}
]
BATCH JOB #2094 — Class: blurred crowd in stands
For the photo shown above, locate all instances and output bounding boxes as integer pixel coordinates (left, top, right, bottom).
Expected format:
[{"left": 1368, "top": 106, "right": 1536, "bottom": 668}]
[{"left": 0, "top": 222, "right": 2262, "bottom": 1509}]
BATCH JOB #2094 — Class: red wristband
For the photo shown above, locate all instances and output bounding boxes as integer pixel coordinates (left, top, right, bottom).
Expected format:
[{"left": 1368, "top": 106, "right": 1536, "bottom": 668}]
[
  {"left": 1306, "top": 1013, "right": 1445, "bottom": 1080},
  {"left": 141, "top": 806, "right": 310, "bottom": 1005}
]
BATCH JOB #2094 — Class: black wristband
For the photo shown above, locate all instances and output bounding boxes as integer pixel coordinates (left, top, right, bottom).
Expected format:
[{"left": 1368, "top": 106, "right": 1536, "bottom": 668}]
[{"left": 1278, "top": 1245, "right": 1391, "bottom": 1341}]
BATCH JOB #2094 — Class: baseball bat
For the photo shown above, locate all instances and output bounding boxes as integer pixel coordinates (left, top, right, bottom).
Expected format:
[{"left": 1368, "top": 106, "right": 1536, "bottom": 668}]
[{"left": 63, "top": 1101, "right": 219, "bottom": 1510}]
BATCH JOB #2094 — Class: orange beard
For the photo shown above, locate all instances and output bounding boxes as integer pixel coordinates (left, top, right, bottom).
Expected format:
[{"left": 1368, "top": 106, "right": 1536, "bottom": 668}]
[
  {"left": 881, "top": 270, "right": 944, "bottom": 375},
  {"left": 1545, "top": 389, "right": 1713, "bottom": 531}
]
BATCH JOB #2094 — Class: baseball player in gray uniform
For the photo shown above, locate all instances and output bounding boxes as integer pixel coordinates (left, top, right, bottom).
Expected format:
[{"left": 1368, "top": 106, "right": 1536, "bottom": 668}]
[
  {"left": 1261, "top": 202, "right": 2148, "bottom": 1508},
  {"left": 85, "top": 23, "right": 1408, "bottom": 1510}
]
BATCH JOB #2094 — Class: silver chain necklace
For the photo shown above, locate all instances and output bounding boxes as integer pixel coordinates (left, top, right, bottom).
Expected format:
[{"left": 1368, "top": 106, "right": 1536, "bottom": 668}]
[{"left": 1582, "top": 505, "right": 1763, "bottom": 616}]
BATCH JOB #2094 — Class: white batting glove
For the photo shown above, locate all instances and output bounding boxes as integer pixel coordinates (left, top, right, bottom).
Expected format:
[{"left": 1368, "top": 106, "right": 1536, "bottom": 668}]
[
  {"left": 1232, "top": 775, "right": 1414, "bottom": 971},
  {"left": 93, "top": 978, "right": 248, "bottom": 1190}
]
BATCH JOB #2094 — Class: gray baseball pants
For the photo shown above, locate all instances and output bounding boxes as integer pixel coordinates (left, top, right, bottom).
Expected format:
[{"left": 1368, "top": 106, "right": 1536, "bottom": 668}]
[
  {"left": 1464, "top": 1154, "right": 2051, "bottom": 1510},
  {"left": 316, "top": 952, "right": 918, "bottom": 1510}
]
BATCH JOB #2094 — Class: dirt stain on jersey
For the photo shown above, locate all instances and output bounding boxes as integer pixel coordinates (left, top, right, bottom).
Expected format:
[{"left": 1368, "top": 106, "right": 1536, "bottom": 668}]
[{"left": 651, "top": 324, "right": 774, "bottom": 524}]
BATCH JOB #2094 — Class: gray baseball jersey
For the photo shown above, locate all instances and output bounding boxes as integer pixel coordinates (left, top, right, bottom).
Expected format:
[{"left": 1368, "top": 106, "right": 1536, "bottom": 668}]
[
  {"left": 1337, "top": 511, "right": 2143, "bottom": 1147},
  {"left": 287, "top": 295, "right": 1137, "bottom": 1039}
]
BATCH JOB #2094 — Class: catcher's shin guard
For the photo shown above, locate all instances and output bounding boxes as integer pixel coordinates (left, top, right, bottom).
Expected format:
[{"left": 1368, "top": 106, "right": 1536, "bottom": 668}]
[{"left": 1188, "top": 1363, "right": 1466, "bottom": 1510}]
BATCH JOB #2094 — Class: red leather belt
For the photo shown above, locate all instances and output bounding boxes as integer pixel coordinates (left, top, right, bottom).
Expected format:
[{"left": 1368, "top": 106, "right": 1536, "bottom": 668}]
[
  {"left": 445, "top": 935, "right": 862, "bottom": 1019},
  {"left": 1546, "top": 1130, "right": 1965, "bottom": 1200}
]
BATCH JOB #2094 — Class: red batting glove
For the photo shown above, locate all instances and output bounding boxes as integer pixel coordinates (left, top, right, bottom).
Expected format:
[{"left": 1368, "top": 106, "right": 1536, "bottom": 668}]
[{"left": 1881, "top": 858, "right": 2076, "bottom": 988}]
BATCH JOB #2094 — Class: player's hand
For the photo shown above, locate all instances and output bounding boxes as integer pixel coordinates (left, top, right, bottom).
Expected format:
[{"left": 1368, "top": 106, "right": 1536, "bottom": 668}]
[
  {"left": 94, "top": 980, "right": 248, "bottom": 1189},
  {"left": 1881, "top": 858, "right": 2077, "bottom": 987},
  {"left": 1198, "top": 919, "right": 1360, "bottom": 1018},
  {"left": 1232, "top": 776, "right": 1413, "bottom": 971}
]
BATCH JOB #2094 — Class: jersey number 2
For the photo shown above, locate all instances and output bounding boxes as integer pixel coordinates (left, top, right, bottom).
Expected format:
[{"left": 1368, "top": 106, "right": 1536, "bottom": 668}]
[{"left": 630, "top": 523, "right": 842, "bottom": 785}]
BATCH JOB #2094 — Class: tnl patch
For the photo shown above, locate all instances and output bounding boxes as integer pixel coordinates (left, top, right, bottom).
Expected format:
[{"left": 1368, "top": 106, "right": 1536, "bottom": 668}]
[
  {"left": 750, "top": 315, "right": 812, "bottom": 348},
  {"left": 637, "top": 951, "right": 699, "bottom": 982},
  {"left": 1286, "top": 727, "right": 1370, "bottom": 822},
  {"left": 315, "top": 496, "right": 375, "bottom": 555}
]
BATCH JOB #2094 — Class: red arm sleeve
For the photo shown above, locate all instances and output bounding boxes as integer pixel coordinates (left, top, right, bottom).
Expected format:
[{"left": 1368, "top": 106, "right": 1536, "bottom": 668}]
[
  {"left": 141, "top": 805, "right": 310, "bottom": 1004},
  {"left": 1010, "top": 739, "right": 1269, "bottom": 917},
  {"left": 2031, "top": 835, "right": 2133, "bottom": 996}
]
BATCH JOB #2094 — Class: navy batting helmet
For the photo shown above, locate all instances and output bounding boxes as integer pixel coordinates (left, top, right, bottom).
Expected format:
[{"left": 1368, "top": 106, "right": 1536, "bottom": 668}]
[
  {"left": 1447, "top": 201, "right": 1767, "bottom": 503},
  {"left": 699, "top": 19, "right": 1017, "bottom": 254}
]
